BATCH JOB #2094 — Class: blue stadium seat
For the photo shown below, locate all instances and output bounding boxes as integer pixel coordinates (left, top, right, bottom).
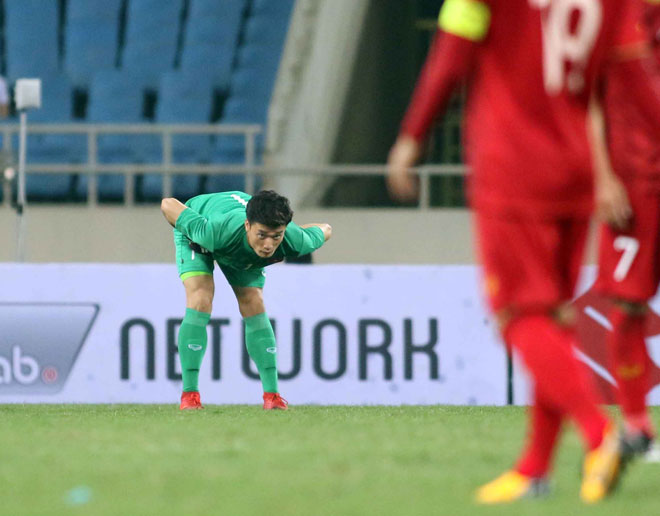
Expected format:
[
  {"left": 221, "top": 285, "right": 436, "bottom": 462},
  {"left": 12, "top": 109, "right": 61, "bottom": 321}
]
[
  {"left": 5, "top": 0, "right": 59, "bottom": 80},
  {"left": 65, "top": 0, "right": 123, "bottom": 87},
  {"left": 186, "top": 0, "right": 245, "bottom": 46},
  {"left": 206, "top": 96, "right": 264, "bottom": 193},
  {"left": 156, "top": 71, "right": 214, "bottom": 162},
  {"left": 236, "top": 42, "right": 284, "bottom": 76},
  {"left": 243, "top": 14, "right": 291, "bottom": 46},
  {"left": 237, "top": 0, "right": 292, "bottom": 76},
  {"left": 20, "top": 75, "right": 84, "bottom": 201},
  {"left": 67, "top": 0, "right": 120, "bottom": 21},
  {"left": 180, "top": 42, "right": 236, "bottom": 91},
  {"left": 202, "top": 0, "right": 293, "bottom": 193},
  {"left": 180, "top": 0, "right": 246, "bottom": 90},
  {"left": 230, "top": 67, "right": 276, "bottom": 101},
  {"left": 87, "top": 70, "right": 153, "bottom": 160},
  {"left": 223, "top": 65, "right": 273, "bottom": 129},
  {"left": 250, "top": 0, "right": 295, "bottom": 20},
  {"left": 213, "top": 95, "right": 265, "bottom": 162},
  {"left": 80, "top": 70, "right": 155, "bottom": 201},
  {"left": 138, "top": 71, "right": 215, "bottom": 202},
  {"left": 122, "top": 0, "right": 183, "bottom": 88},
  {"left": 222, "top": 43, "right": 282, "bottom": 134},
  {"left": 27, "top": 74, "right": 86, "bottom": 161},
  {"left": 222, "top": 95, "right": 267, "bottom": 124},
  {"left": 233, "top": 44, "right": 283, "bottom": 109}
]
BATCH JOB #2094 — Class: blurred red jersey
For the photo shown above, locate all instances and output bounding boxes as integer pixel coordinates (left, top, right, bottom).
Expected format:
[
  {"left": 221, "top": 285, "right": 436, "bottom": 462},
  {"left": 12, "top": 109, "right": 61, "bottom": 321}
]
[
  {"left": 401, "top": 0, "right": 635, "bottom": 216},
  {"left": 603, "top": 0, "right": 660, "bottom": 192},
  {"left": 643, "top": 1, "right": 660, "bottom": 62}
]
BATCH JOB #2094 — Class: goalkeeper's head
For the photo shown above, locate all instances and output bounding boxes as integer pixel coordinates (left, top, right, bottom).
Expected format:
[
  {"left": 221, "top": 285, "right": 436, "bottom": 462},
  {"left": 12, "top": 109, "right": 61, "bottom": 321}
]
[{"left": 244, "top": 190, "right": 293, "bottom": 258}]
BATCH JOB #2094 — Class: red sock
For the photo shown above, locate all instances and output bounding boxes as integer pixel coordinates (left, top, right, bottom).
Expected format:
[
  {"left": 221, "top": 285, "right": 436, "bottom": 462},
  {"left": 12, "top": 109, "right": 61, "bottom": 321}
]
[
  {"left": 506, "top": 315, "right": 608, "bottom": 451},
  {"left": 608, "top": 307, "right": 654, "bottom": 436},
  {"left": 516, "top": 391, "right": 562, "bottom": 478}
]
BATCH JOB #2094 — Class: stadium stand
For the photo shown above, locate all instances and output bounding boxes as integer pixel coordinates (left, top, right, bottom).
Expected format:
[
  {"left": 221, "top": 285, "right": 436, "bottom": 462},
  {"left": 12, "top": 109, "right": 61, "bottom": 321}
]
[
  {"left": 180, "top": 0, "right": 246, "bottom": 91},
  {"left": 5, "top": 0, "right": 70, "bottom": 200},
  {"left": 0, "top": 0, "right": 295, "bottom": 202},
  {"left": 121, "top": 0, "right": 184, "bottom": 88},
  {"left": 64, "top": 0, "right": 123, "bottom": 88},
  {"left": 250, "top": 0, "right": 295, "bottom": 19},
  {"left": 4, "top": 0, "right": 59, "bottom": 81},
  {"left": 78, "top": 70, "right": 154, "bottom": 201},
  {"left": 24, "top": 73, "right": 85, "bottom": 201},
  {"left": 137, "top": 70, "right": 215, "bottom": 202},
  {"left": 207, "top": 0, "right": 293, "bottom": 193}
]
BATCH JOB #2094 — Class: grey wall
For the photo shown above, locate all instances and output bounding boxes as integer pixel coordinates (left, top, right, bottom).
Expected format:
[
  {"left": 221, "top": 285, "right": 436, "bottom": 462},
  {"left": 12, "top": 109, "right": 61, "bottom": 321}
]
[
  {"left": 0, "top": 206, "right": 475, "bottom": 264},
  {"left": 0, "top": 205, "right": 601, "bottom": 265}
]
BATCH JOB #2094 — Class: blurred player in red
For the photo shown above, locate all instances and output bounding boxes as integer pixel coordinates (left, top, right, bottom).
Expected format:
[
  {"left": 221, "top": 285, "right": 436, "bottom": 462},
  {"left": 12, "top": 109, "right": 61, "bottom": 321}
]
[
  {"left": 387, "top": 0, "right": 642, "bottom": 504},
  {"left": 590, "top": 0, "right": 660, "bottom": 459}
]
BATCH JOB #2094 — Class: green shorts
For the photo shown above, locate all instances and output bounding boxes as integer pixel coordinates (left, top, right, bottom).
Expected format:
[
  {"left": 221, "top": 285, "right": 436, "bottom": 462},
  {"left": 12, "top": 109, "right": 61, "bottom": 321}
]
[{"left": 174, "top": 229, "right": 266, "bottom": 288}]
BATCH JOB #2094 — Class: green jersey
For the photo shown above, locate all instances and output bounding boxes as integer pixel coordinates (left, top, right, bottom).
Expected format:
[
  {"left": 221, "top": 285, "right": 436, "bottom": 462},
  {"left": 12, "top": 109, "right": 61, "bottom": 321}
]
[{"left": 173, "top": 191, "right": 325, "bottom": 284}]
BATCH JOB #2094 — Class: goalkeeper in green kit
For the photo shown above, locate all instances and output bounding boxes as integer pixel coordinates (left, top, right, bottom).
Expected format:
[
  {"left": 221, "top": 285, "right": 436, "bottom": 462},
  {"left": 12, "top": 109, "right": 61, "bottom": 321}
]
[{"left": 161, "top": 190, "right": 332, "bottom": 410}]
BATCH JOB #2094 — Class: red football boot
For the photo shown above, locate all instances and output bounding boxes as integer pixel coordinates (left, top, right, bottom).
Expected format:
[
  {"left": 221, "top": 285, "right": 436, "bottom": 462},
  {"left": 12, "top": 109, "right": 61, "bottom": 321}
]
[
  {"left": 263, "top": 392, "right": 288, "bottom": 410},
  {"left": 180, "top": 391, "right": 204, "bottom": 410}
]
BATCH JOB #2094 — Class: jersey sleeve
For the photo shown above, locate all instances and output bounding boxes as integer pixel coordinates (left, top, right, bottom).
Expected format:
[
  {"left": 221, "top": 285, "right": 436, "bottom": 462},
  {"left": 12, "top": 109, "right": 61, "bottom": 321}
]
[
  {"left": 174, "top": 207, "right": 221, "bottom": 252},
  {"left": 284, "top": 223, "right": 325, "bottom": 257}
]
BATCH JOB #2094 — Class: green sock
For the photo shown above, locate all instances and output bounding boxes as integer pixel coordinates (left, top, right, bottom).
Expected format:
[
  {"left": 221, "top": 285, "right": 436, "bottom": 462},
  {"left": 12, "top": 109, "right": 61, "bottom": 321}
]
[
  {"left": 178, "top": 308, "right": 211, "bottom": 392},
  {"left": 244, "top": 312, "right": 278, "bottom": 393}
]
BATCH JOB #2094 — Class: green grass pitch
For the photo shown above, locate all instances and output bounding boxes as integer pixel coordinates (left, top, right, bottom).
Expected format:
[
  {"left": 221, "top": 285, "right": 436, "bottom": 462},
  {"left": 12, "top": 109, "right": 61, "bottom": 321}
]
[{"left": 1, "top": 405, "right": 658, "bottom": 516}]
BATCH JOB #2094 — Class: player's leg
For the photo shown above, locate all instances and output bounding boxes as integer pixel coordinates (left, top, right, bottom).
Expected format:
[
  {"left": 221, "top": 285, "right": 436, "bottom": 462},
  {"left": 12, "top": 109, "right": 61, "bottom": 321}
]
[
  {"left": 483, "top": 214, "right": 608, "bottom": 446},
  {"left": 596, "top": 187, "right": 660, "bottom": 451},
  {"left": 518, "top": 219, "right": 623, "bottom": 504},
  {"left": 232, "top": 286, "right": 276, "bottom": 390},
  {"left": 608, "top": 300, "right": 653, "bottom": 448},
  {"left": 232, "top": 286, "right": 287, "bottom": 410},
  {"left": 474, "top": 213, "right": 618, "bottom": 503},
  {"left": 175, "top": 229, "right": 214, "bottom": 409},
  {"left": 221, "top": 265, "right": 287, "bottom": 410},
  {"left": 179, "top": 274, "right": 213, "bottom": 400},
  {"left": 504, "top": 309, "right": 610, "bottom": 456},
  {"left": 506, "top": 308, "right": 623, "bottom": 503},
  {"left": 477, "top": 388, "right": 558, "bottom": 504},
  {"left": 515, "top": 390, "right": 562, "bottom": 479}
]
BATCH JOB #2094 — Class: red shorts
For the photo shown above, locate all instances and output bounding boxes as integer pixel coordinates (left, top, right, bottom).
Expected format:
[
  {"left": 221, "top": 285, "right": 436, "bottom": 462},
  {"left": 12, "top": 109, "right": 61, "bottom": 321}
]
[
  {"left": 595, "top": 186, "right": 660, "bottom": 301},
  {"left": 475, "top": 211, "right": 589, "bottom": 313}
]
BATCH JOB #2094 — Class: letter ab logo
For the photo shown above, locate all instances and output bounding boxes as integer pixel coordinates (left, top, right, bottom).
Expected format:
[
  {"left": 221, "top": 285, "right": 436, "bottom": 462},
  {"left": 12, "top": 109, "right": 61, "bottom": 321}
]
[
  {"left": 0, "top": 346, "right": 40, "bottom": 384},
  {"left": 0, "top": 304, "right": 99, "bottom": 395}
]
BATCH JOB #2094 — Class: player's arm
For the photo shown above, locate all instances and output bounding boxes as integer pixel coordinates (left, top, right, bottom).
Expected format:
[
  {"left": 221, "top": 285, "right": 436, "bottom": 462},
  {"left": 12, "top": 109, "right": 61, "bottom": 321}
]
[
  {"left": 587, "top": 95, "right": 631, "bottom": 230},
  {"left": 160, "top": 197, "right": 188, "bottom": 227},
  {"left": 286, "top": 222, "right": 329, "bottom": 257},
  {"left": 161, "top": 197, "right": 216, "bottom": 251},
  {"left": 300, "top": 223, "right": 332, "bottom": 242},
  {"left": 387, "top": 0, "right": 489, "bottom": 201}
]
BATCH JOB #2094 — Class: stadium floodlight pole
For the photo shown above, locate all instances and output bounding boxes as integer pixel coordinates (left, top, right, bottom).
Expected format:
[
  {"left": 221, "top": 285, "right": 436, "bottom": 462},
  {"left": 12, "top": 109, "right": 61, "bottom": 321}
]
[{"left": 14, "top": 79, "right": 41, "bottom": 262}]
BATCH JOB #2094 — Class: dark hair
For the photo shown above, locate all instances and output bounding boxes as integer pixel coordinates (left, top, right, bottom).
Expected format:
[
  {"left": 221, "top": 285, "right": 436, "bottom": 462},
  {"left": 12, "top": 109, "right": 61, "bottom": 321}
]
[{"left": 246, "top": 190, "right": 293, "bottom": 227}]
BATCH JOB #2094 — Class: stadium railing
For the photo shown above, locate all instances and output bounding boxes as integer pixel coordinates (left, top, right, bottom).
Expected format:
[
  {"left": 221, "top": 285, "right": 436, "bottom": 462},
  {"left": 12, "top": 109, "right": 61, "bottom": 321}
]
[
  {"left": 0, "top": 123, "right": 261, "bottom": 205},
  {"left": 0, "top": 123, "right": 466, "bottom": 208}
]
